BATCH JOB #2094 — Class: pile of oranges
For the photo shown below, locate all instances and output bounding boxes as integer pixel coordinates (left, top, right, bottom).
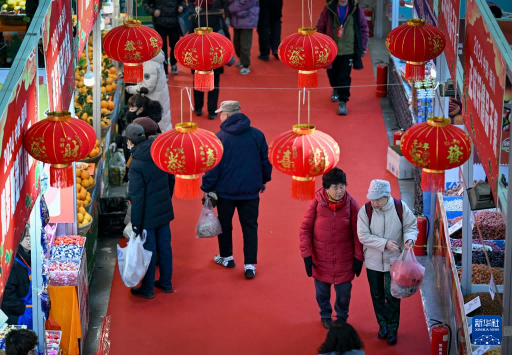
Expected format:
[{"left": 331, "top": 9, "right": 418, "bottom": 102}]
[
  {"left": 77, "top": 206, "right": 92, "bottom": 227},
  {"left": 82, "top": 139, "right": 102, "bottom": 160}
]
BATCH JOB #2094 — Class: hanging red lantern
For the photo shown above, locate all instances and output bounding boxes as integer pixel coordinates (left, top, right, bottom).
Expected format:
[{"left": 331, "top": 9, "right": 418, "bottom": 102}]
[
  {"left": 24, "top": 112, "right": 97, "bottom": 188},
  {"left": 174, "top": 27, "right": 234, "bottom": 92},
  {"left": 278, "top": 27, "right": 337, "bottom": 89},
  {"left": 150, "top": 122, "right": 224, "bottom": 199},
  {"left": 400, "top": 117, "right": 472, "bottom": 192},
  {"left": 386, "top": 19, "right": 446, "bottom": 81},
  {"left": 268, "top": 124, "right": 340, "bottom": 200},
  {"left": 103, "top": 19, "right": 163, "bottom": 83}
]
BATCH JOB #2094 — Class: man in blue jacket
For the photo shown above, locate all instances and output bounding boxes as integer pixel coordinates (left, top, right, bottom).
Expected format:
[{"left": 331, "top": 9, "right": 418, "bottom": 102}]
[{"left": 201, "top": 101, "right": 272, "bottom": 279}]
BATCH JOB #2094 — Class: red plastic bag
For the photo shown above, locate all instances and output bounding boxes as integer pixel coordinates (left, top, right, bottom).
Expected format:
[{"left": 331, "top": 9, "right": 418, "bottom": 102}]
[{"left": 390, "top": 248, "right": 425, "bottom": 298}]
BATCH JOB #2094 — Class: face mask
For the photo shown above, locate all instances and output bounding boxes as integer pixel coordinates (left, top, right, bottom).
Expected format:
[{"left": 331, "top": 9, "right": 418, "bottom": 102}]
[{"left": 126, "top": 111, "right": 138, "bottom": 122}]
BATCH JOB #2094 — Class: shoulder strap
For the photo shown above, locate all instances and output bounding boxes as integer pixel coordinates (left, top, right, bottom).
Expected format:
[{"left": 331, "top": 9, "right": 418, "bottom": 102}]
[
  {"left": 364, "top": 201, "right": 372, "bottom": 225},
  {"left": 393, "top": 198, "right": 403, "bottom": 225}
]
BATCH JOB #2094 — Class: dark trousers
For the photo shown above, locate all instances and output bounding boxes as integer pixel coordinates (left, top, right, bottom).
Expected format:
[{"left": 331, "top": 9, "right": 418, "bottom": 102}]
[
  {"left": 217, "top": 197, "right": 259, "bottom": 264},
  {"left": 154, "top": 25, "right": 181, "bottom": 73},
  {"left": 140, "top": 224, "right": 173, "bottom": 294},
  {"left": 327, "top": 54, "right": 353, "bottom": 102},
  {"left": 233, "top": 29, "right": 253, "bottom": 68},
  {"left": 366, "top": 269, "right": 401, "bottom": 332},
  {"left": 257, "top": 16, "right": 281, "bottom": 56},
  {"left": 193, "top": 70, "right": 221, "bottom": 115},
  {"left": 314, "top": 279, "right": 352, "bottom": 320}
]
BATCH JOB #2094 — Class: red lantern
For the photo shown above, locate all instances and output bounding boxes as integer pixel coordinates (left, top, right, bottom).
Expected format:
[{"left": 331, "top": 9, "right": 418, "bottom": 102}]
[
  {"left": 174, "top": 27, "right": 234, "bottom": 92},
  {"left": 386, "top": 19, "right": 446, "bottom": 81},
  {"left": 150, "top": 122, "right": 224, "bottom": 199},
  {"left": 400, "top": 117, "right": 472, "bottom": 192},
  {"left": 103, "top": 20, "right": 163, "bottom": 83},
  {"left": 24, "top": 112, "right": 97, "bottom": 188},
  {"left": 278, "top": 27, "right": 337, "bottom": 89},
  {"left": 268, "top": 124, "right": 340, "bottom": 200}
]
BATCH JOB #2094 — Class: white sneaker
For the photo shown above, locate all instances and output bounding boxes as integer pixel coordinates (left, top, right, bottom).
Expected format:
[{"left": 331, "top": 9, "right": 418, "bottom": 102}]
[
  {"left": 244, "top": 264, "right": 256, "bottom": 279},
  {"left": 236, "top": 61, "right": 243, "bottom": 68},
  {"left": 239, "top": 68, "right": 251, "bottom": 75},
  {"left": 214, "top": 255, "right": 235, "bottom": 268}
]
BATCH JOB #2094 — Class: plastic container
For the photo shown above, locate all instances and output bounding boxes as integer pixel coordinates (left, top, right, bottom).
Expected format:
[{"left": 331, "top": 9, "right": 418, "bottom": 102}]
[
  {"left": 48, "top": 259, "right": 81, "bottom": 286},
  {"left": 98, "top": 197, "right": 128, "bottom": 238}
]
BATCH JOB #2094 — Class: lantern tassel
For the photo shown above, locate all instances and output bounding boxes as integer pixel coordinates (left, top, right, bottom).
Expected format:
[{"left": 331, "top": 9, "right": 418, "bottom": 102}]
[
  {"left": 194, "top": 71, "right": 214, "bottom": 92},
  {"left": 405, "top": 62, "right": 426, "bottom": 81},
  {"left": 291, "top": 177, "right": 315, "bottom": 201},
  {"left": 421, "top": 169, "right": 445, "bottom": 192},
  {"left": 175, "top": 175, "right": 201, "bottom": 199},
  {"left": 124, "top": 63, "right": 144, "bottom": 83},
  {"left": 50, "top": 165, "right": 74, "bottom": 188},
  {"left": 298, "top": 70, "right": 318, "bottom": 89}
]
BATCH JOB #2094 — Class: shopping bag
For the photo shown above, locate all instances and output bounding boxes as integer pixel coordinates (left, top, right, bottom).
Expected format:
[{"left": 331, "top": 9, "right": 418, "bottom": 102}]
[
  {"left": 196, "top": 198, "right": 222, "bottom": 238},
  {"left": 390, "top": 248, "right": 425, "bottom": 298},
  {"left": 123, "top": 222, "right": 135, "bottom": 240},
  {"left": 109, "top": 151, "right": 126, "bottom": 186},
  {"left": 117, "top": 230, "right": 153, "bottom": 287}
]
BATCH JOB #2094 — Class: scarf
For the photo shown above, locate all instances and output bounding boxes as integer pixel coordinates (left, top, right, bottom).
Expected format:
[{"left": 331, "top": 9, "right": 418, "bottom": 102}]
[{"left": 323, "top": 189, "right": 346, "bottom": 212}]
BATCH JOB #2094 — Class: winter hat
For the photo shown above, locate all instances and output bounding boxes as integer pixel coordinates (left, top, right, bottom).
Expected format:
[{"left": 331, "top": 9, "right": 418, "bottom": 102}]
[
  {"left": 125, "top": 123, "right": 146, "bottom": 145},
  {"left": 134, "top": 117, "right": 159, "bottom": 135},
  {"left": 215, "top": 100, "right": 241, "bottom": 114},
  {"left": 366, "top": 179, "right": 391, "bottom": 200}
]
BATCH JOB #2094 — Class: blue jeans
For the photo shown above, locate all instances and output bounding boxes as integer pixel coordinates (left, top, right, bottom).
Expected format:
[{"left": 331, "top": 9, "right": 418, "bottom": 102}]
[
  {"left": 140, "top": 224, "right": 173, "bottom": 294},
  {"left": 314, "top": 279, "right": 352, "bottom": 321}
]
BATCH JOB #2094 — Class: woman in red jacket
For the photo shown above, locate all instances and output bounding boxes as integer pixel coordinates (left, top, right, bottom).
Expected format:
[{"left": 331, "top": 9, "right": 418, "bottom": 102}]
[{"left": 300, "top": 168, "right": 364, "bottom": 329}]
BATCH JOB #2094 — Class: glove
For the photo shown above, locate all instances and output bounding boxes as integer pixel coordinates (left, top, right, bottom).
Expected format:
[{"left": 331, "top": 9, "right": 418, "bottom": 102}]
[
  {"left": 132, "top": 225, "right": 141, "bottom": 236},
  {"left": 109, "top": 142, "right": 117, "bottom": 153},
  {"left": 353, "top": 259, "right": 363, "bottom": 277},
  {"left": 303, "top": 256, "right": 316, "bottom": 277},
  {"left": 201, "top": 191, "right": 218, "bottom": 207}
]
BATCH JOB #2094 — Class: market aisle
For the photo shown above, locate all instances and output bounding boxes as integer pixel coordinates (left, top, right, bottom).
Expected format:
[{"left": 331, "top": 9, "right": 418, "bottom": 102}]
[{"left": 106, "top": 2, "right": 430, "bottom": 354}]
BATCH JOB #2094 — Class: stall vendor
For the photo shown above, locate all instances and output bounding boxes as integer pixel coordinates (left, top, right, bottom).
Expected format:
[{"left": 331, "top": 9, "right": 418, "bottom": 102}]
[{"left": 1, "top": 224, "right": 32, "bottom": 329}]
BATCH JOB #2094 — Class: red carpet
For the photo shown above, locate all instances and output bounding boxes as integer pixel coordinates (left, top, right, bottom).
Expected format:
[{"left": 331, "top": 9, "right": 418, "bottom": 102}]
[{"left": 106, "top": 2, "right": 430, "bottom": 354}]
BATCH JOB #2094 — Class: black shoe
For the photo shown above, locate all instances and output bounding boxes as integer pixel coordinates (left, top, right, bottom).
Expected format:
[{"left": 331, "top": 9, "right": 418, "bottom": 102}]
[
  {"left": 387, "top": 331, "right": 397, "bottom": 345},
  {"left": 337, "top": 102, "right": 348, "bottom": 115},
  {"left": 272, "top": 52, "right": 279, "bottom": 59},
  {"left": 208, "top": 113, "right": 216, "bottom": 120},
  {"left": 214, "top": 255, "right": 236, "bottom": 268},
  {"left": 244, "top": 265, "right": 256, "bottom": 279},
  {"left": 331, "top": 90, "right": 339, "bottom": 102},
  {"left": 130, "top": 287, "right": 155, "bottom": 299},
  {"left": 258, "top": 54, "right": 269, "bottom": 61},
  {"left": 194, "top": 109, "right": 203, "bottom": 116},
  {"left": 321, "top": 318, "right": 333, "bottom": 329},
  {"left": 378, "top": 326, "right": 388, "bottom": 339},
  {"left": 154, "top": 281, "right": 174, "bottom": 293}
]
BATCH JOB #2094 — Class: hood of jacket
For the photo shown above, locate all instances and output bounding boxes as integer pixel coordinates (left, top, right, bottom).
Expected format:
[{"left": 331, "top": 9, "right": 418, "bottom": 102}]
[
  {"left": 131, "top": 137, "right": 154, "bottom": 162},
  {"left": 220, "top": 113, "right": 251, "bottom": 135},
  {"left": 151, "top": 51, "right": 165, "bottom": 64}
]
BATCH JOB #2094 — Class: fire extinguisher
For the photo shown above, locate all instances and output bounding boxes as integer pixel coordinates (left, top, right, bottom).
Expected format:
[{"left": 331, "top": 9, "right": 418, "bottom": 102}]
[
  {"left": 430, "top": 319, "right": 451, "bottom": 355},
  {"left": 393, "top": 129, "right": 404, "bottom": 146},
  {"left": 414, "top": 215, "right": 428, "bottom": 256},
  {"left": 362, "top": 5, "right": 374, "bottom": 37},
  {"left": 376, "top": 62, "right": 388, "bottom": 98}
]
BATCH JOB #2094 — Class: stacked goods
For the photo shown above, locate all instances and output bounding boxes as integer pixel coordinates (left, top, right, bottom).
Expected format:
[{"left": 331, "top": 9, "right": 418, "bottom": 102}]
[
  {"left": 449, "top": 211, "right": 505, "bottom": 240},
  {"left": 76, "top": 184, "right": 92, "bottom": 209},
  {"left": 444, "top": 180, "right": 485, "bottom": 196},
  {"left": 454, "top": 251, "right": 505, "bottom": 268},
  {"left": 76, "top": 164, "right": 95, "bottom": 189},
  {"left": 457, "top": 265, "right": 504, "bottom": 285},
  {"left": 483, "top": 350, "right": 501, "bottom": 355},
  {"left": 0, "top": 0, "right": 25, "bottom": 14},
  {"left": 463, "top": 293, "right": 503, "bottom": 317},
  {"left": 450, "top": 239, "right": 504, "bottom": 252}
]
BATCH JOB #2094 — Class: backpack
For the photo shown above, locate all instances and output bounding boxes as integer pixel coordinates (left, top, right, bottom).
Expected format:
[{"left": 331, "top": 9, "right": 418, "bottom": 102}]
[{"left": 364, "top": 198, "right": 403, "bottom": 227}]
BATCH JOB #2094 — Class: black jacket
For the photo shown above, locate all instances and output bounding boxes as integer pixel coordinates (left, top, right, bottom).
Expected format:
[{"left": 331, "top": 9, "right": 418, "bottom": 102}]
[
  {"left": 129, "top": 137, "right": 175, "bottom": 230},
  {"left": 1, "top": 248, "right": 31, "bottom": 325},
  {"left": 143, "top": 0, "right": 187, "bottom": 28},
  {"left": 260, "top": 0, "right": 283, "bottom": 19},
  {"left": 115, "top": 102, "right": 163, "bottom": 148}
]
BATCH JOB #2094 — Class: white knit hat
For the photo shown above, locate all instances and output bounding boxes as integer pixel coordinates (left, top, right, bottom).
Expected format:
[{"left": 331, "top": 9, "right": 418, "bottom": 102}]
[{"left": 366, "top": 179, "right": 391, "bottom": 200}]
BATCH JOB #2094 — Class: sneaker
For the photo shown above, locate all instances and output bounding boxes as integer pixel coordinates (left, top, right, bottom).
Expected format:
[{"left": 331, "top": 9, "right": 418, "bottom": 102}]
[
  {"left": 130, "top": 287, "right": 155, "bottom": 299},
  {"left": 170, "top": 65, "right": 178, "bottom": 75},
  {"left": 331, "top": 90, "right": 339, "bottom": 102},
  {"left": 239, "top": 67, "right": 251, "bottom": 75},
  {"left": 258, "top": 54, "right": 269, "bottom": 61},
  {"left": 194, "top": 109, "right": 203, "bottom": 116},
  {"left": 321, "top": 318, "right": 333, "bottom": 329},
  {"left": 244, "top": 264, "right": 256, "bottom": 279},
  {"left": 208, "top": 113, "right": 217, "bottom": 120},
  {"left": 214, "top": 255, "right": 235, "bottom": 268},
  {"left": 154, "top": 280, "right": 174, "bottom": 293},
  {"left": 337, "top": 101, "right": 348, "bottom": 115},
  {"left": 236, "top": 61, "right": 243, "bottom": 68}
]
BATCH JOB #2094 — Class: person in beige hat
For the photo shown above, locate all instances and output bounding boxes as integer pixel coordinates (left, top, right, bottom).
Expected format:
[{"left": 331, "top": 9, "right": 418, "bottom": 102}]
[
  {"left": 201, "top": 100, "right": 272, "bottom": 279},
  {"left": 356, "top": 179, "right": 418, "bottom": 346}
]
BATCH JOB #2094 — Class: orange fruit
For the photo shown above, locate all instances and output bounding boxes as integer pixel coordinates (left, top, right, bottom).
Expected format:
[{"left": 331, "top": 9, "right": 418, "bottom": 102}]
[
  {"left": 109, "top": 66, "right": 116, "bottom": 74},
  {"left": 101, "top": 87, "right": 107, "bottom": 93},
  {"left": 101, "top": 100, "right": 108, "bottom": 109},
  {"left": 106, "top": 77, "right": 113, "bottom": 85},
  {"left": 107, "top": 101, "right": 115, "bottom": 110},
  {"left": 81, "top": 171, "right": 90, "bottom": 180},
  {"left": 81, "top": 112, "right": 88, "bottom": 120},
  {"left": 105, "top": 84, "right": 113, "bottom": 92}
]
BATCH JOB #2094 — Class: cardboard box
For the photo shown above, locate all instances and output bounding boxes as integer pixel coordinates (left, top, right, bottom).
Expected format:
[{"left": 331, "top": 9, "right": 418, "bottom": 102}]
[{"left": 387, "top": 145, "right": 414, "bottom": 179}]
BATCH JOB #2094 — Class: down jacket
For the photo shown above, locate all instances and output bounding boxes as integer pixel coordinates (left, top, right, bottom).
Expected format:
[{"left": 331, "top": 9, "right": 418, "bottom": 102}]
[
  {"left": 228, "top": 0, "right": 260, "bottom": 29},
  {"left": 357, "top": 197, "right": 418, "bottom": 272},
  {"left": 300, "top": 189, "right": 364, "bottom": 285},
  {"left": 1, "top": 248, "right": 31, "bottom": 325},
  {"left": 143, "top": 0, "right": 186, "bottom": 28},
  {"left": 126, "top": 51, "right": 171, "bottom": 132}
]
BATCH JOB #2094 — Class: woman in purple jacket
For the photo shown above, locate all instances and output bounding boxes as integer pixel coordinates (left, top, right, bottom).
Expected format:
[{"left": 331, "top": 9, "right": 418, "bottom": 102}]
[
  {"left": 317, "top": 0, "right": 369, "bottom": 116},
  {"left": 228, "top": 0, "right": 259, "bottom": 75}
]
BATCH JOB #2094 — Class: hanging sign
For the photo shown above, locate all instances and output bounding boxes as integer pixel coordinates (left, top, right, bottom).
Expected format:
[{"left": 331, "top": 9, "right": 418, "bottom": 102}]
[
  {"left": 439, "top": 0, "right": 461, "bottom": 86},
  {"left": 77, "top": 0, "right": 100, "bottom": 59},
  {"left": 463, "top": 0, "right": 506, "bottom": 202},
  {"left": 42, "top": 0, "right": 74, "bottom": 111},
  {"left": 0, "top": 48, "right": 40, "bottom": 300}
]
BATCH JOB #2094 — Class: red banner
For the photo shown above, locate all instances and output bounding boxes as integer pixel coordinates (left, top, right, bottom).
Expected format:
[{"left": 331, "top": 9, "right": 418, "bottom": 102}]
[
  {"left": 42, "top": 0, "right": 74, "bottom": 111},
  {"left": 463, "top": 0, "right": 506, "bottom": 201},
  {"left": 77, "top": 0, "right": 100, "bottom": 59},
  {"left": 439, "top": 0, "right": 461, "bottom": 87},
  {"left": 0, "top": 48, "right": 39, "bottom": 299}
]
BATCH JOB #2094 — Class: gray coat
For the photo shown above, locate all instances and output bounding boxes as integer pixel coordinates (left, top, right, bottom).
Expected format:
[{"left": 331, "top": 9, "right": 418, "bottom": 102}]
[{"left": 228, "top": 0, "right": 259, "bottom": 29}]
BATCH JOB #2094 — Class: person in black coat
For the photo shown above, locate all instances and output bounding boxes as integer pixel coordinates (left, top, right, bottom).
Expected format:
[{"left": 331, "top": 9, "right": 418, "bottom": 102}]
[
  {"left": 126, "top": 123, "right": 175, "bottom": 299},
  {"left": 257, "top": 0, "right": 283, "bottom": 61},
  {"left": 1, "top": 225, "right": 33, "bottom": 329},
  {"left": 201, "top": 101, "right": 272, "bottom": 279}
]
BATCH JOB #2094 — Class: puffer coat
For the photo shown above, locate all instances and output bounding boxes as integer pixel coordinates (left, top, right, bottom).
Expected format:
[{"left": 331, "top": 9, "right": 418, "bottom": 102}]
[
  {"left": 143, "top": 0, "right": 186, "bottom": 28},
  {"left": 228, "top": 0, "right": 260, "bottom": 29},
  {"left": 300, "top": 189, "right": 364, "bottom": 284}
]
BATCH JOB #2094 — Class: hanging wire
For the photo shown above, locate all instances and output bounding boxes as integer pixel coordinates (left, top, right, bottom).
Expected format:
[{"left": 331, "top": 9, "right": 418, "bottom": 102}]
[
  {"left": 197, "top": 0, "right": 202, "bottom": 28},
  {"left": 298, "top": 90, "right": 301, "bottom": 126},
  {"left": 205, "top": 0, "right": 209, "bottom": 28},
  {"left": 308, "top": 90, "right": 311, "bottom": 125},
  {"left": 186, "top": 87, "right": 194, "bottom": 121},
  {"left": 307, "top": 0, "right": 313, "bottom": 28},
  {"left": 302, "top": 0, "right": 304, "bottom": 28}
]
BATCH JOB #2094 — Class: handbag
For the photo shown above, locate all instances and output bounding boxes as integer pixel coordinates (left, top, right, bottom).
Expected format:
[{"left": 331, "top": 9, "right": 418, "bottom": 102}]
[{"left": 178, "top": 5, "right": 192, "bottom": 36}]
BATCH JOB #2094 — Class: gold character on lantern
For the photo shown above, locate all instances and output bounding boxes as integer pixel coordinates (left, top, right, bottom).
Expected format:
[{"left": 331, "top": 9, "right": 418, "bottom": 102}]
[
  {"left": 278, "top": 150, "right": 294, "bottom": 170},
  {"left": 447, "top": 144, "right": 464, "bottom": 164},
  {"left": 63, "top": 139, "right": 79, "bottom": 159},
  {"left": 166, "top": 149, "right": 186, "bottom": 173},
  {"left": 183, "top": 49, "right": 198, "bottom": 67},
  {"left": 429, "top": 35, "right": 444, "bottom": 56},
  {"left": 309, "top": 148, "right": 326, "bottom": 175},
  {"left": 385, "top": 35, "right": 393, "bottom": 50},
  {"left": 211, "top": 49, "right": 225, "bottom": 67},
  {"left": 29, "top": 138, "right": 47, "bottom": 159},
  {"left": 316, "top": 47, "right": 330, "bottom": 65},
  {"left": 409, "top": 140, "right": 430, "bottom": 168},
  {"left": 125, "top": 40, "right": 136, "bottom": 52},
  {"left": 149, "top": 37, "right": 159, "bottom": 48},
  {"left": 288, "top": 47, "right": 305, "bottom": 66},
  {"left": 204, "top": 148, "right": 216, "bottom": 167}
]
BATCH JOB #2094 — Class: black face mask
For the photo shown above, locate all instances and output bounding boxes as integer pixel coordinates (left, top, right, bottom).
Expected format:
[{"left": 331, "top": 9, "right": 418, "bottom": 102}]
[{"left": 126, "top": 111, "right": 138, "bottom": 123}]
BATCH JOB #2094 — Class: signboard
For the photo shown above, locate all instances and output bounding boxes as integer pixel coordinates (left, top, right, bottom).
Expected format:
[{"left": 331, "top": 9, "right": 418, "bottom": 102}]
[
  {"left": 463, "top": 0, "right": 506, "bottom": 202},
  {"left": 0, "top": 48, "right": 40, "bottom": 300},
  {"left": 42, "top": 0, "right": 74, "bottom": 112},
  {"left": 77, "top": 0, "right": 100, "bottom": 59},
  {"left": 439, "top": 0, "right": 461, "bottom": 86}
]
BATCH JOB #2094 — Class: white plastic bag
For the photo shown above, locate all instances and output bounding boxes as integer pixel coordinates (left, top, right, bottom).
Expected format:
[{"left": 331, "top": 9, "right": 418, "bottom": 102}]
[
  {"left": 123, "top": 222, "right": 135, "bottom": 240},
  {"left": 117, "top": 230, "right": 153, "bottom": 287},
  {"left": 390, "top": 248, "right": 425, "bottom": 298},
  {"left": 196, "top": 198, "right": 222, "bottom": 238}
]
